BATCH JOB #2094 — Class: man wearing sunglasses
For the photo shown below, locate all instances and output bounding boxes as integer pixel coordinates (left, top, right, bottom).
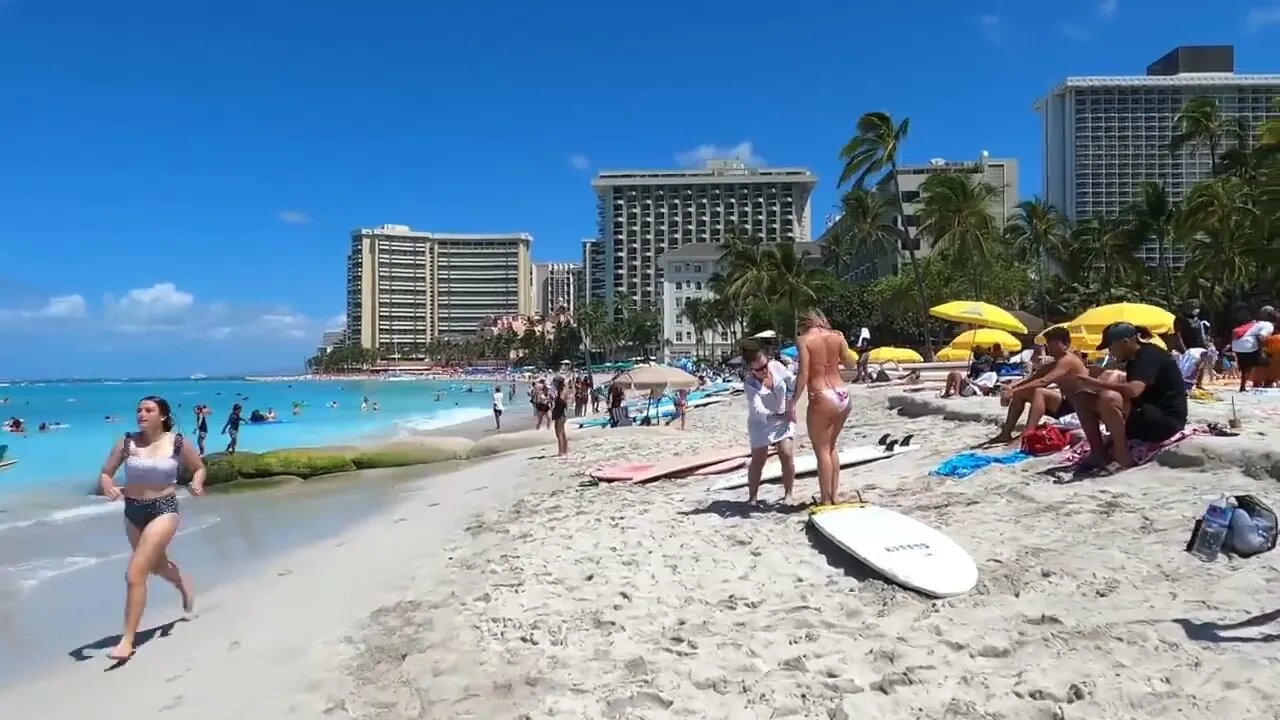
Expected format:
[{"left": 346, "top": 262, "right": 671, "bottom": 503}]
[{"left": 741, "top": 340, "right": 798, "bottom": 505}]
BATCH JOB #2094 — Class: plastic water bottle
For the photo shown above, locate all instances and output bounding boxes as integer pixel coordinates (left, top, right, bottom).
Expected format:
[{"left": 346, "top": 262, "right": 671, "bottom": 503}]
[{"left": 1190, "top": 496, "right": 1234, "bottom": 562}]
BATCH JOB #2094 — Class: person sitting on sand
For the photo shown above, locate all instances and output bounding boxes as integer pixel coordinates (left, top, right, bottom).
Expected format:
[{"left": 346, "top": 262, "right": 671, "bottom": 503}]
[
  {"left": 1071, "top": 323, "right": 1187, "bottom": 471},
  {"left": 941, "top": 347, "right": 1000, "bottom": 398},
  {"left": 984, "top": 326, "right": 1087, "bottom": 444},
  {"left": 1176, "top": 345, "right": 1217, "bottom": 391},
  {"left": 741, "top": 339, "right": 798, "bottom": 505}
]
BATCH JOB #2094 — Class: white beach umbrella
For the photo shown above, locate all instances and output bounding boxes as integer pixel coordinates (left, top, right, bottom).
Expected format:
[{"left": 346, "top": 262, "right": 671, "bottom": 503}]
[{"left": 612, "top": 365, "right": 699, "bottom": 392}]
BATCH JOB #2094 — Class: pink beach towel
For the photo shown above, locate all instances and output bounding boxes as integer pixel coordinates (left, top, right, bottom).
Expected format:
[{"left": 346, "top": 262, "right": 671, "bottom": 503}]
[{"left": 1061, "top": 426, "right": 1209, "bottom": 467}]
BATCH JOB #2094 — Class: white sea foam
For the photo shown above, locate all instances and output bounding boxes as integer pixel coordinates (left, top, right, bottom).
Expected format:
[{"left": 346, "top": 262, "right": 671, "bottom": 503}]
[
  {"left": 394, "top": 407, "right": 491, "bottom": 433},
  {"left": 0, "top": 500, "right": 118, "bottom": 533}
]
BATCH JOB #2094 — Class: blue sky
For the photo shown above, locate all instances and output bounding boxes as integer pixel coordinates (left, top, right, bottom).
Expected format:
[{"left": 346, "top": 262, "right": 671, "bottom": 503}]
[{"left": 1, "top": 0, "right": 1278, "bottom": 378}]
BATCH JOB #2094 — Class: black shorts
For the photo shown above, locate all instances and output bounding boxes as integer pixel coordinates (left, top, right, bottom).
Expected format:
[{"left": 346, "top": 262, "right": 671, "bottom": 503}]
[
  {"left": 124, "top": 494, "right": 179, "bottom": 531},
  {"left": 551, "top": 403, "right": 566, "bottom": 421},
  {"left": 1049, "top": 396, "right": 1074, "bottom": 419},
  {"left": 1238, "top": 350, "right": 1262, "bottom": 370},
  {"left": 1126, "top": 404, "right": 1184, "bottom": 444}
]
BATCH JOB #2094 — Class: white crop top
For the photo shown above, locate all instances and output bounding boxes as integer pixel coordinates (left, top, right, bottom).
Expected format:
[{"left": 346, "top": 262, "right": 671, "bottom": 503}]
[{"left": 122, "top": 433, "right": 183, "bottom": 487}]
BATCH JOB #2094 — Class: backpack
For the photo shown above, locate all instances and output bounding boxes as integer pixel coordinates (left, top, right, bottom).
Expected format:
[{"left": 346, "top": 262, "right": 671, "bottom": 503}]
[
  {"left": 1232, "top": 321, "right": 1258, "bottom": 341},
  {"left": 1020, "top": 424, "right": 1069, "bottom": 456},
  {"left": 1185, "top": 494, "right": 1278, "bottom": 559}
]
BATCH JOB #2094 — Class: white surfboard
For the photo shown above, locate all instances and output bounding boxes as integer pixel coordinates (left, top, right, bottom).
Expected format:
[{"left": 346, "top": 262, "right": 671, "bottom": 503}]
[
  {"left": 709, "top": 443, "right": 915, "bottom": 492},
  {"left": 809, "top": 503, "right": 978, "bottom": 598}
]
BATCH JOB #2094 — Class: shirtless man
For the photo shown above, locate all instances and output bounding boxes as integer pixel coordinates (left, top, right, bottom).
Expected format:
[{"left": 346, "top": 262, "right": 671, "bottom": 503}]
[
  {"left": 984, "top": 325, "right": 1087, "bottom": 444},
  {"left": 795, "top": 308, "right": 858, "bottom": 505}
]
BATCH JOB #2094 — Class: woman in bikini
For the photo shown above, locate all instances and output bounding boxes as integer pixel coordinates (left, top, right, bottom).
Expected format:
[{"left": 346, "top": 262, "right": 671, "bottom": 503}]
[
  {"left": 795, "top": 309, "right": 855, "bottom": 505},
  {"left": 98, "top": 395, "right": 205, "bottom": 661}
]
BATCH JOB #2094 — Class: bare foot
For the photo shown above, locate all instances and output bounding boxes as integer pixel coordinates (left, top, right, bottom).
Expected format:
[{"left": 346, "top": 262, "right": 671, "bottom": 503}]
[
  {"left": 178, "top": 579, "right": 195, "bottom": 615},
  {"left": 782, "top": 492, "right": 795, "bottom": 506},
  {"left": 107, "top": 641, "right": 135, "bottom": 661}
]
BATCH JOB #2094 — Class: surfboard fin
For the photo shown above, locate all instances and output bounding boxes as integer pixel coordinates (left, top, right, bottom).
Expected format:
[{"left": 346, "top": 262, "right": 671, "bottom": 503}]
[
  {"left": 884, "top": 439, "right": 899, "bottom": 452},
  {"left": 899, "top": 434, "right": 914, "bottom": 447},
  {"left": 876, "top": 433, "right": 892, "bottom": 446}
]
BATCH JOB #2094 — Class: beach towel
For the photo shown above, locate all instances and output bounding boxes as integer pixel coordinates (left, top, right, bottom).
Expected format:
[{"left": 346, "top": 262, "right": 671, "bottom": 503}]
[
  {"left": 1061, "top": 426, "right": 1209, "bottom": 467},
  {"left": 931, "top": 450, "right": 1031, "bottom": 479}
]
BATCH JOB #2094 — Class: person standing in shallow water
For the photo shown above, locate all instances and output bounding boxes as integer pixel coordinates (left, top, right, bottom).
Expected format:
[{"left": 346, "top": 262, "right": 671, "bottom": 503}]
[
  {"left": 98, "top": 395, "right": 205, "bottom": 661},
  {"left": 221, "top": 403, "right": 245, "bottom": 454}
]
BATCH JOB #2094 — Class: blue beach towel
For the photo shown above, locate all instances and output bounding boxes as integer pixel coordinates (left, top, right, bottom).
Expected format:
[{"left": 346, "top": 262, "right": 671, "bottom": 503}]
[{"left": 931, "top": 450, "right": 1031, "bottom": 479}]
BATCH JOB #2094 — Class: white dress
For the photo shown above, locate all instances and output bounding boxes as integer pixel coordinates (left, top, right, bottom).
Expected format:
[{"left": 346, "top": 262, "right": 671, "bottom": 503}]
[{"left": 745, "top": 360, "right": 796, "bottom": 449}]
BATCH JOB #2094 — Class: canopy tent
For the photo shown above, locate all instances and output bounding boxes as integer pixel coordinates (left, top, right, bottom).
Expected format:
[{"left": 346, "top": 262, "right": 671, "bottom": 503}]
[{"left": 612, "top": 365, "right": 699, "bottom": 392}]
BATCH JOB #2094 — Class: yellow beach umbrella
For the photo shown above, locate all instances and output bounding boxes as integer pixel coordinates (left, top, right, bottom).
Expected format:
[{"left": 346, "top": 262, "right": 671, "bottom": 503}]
[
  {"left": 929, "top": 300, "right": 1028, "bottom": 334},
  {"left": 949, "top": 328, "right": 1023, "bottom": 352},
  {"left": 1070, "top": 303, "right": 1175, "bottom": 334},
  {"left": 867, "top": 347, "right": 924, "bottom": 363},
  {"left": 842, "top": 348, "right": 859, "bottom": 365},
  {"left": 935, "top": 345, "right": 974, "bottom": 361}
]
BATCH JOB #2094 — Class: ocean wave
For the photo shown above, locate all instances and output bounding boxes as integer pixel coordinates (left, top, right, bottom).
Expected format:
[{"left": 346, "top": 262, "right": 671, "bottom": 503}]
[
  {"left": 2, "top": 516, "right": 221, "bottom": 591},
  {"left": 0, "top": 500, "right": 118, "bottom": 533},
  {"left": 394, "top": 407, "right": 491, "bottom": 433}
]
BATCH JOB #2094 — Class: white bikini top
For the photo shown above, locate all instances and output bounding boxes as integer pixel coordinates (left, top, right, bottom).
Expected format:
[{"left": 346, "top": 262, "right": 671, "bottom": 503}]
[{"left": 122, "top": 433, "right": 184, "bottom": 487}]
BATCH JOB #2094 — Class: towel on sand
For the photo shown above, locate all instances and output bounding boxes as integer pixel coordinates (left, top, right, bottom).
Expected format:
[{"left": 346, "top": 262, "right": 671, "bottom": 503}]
[
  {"left": 931, "top": 450, "right": 1032, "bottom": 479},
  {"left": 1062, "top": 426, "right": 1208, "bottom": 467}
]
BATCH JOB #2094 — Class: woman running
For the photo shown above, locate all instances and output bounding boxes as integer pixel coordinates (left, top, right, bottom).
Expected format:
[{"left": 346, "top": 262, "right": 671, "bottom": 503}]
[
  {"left": 795, "top": 309, "right": 855, "bottom": 505},
  {"left": 98, "top": 395, "right": 205, "bottom": 661}
]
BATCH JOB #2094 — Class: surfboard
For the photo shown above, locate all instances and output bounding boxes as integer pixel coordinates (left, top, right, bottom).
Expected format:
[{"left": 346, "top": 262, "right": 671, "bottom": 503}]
[
  {"left": 629, "top": 447, "right": 751, "bottom": 484},
  {"left": 709, "top": 437, "right": 915, "bottom": 492},
  {"left": 591, "top": 461, "right": 654, "bottom": 483},
  {"left": 689, "top": 447, "right": 778, "bottom": 477},
  {"left": 0, "top": 459, "right": 17, "bottom": 471},
  {"left": 808, "top": 503, "right": 978, "bottom": 598}
]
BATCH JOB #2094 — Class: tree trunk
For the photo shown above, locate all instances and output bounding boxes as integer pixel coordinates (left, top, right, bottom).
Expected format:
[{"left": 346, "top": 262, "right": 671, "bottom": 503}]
[{"left": 891, "top": 160, "right": 935, "bottom": 360}]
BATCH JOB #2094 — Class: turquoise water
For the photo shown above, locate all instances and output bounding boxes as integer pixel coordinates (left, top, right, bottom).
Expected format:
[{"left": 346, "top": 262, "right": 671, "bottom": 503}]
[{"left": 0, "top": 377, "right": 503, "bottom": 500}]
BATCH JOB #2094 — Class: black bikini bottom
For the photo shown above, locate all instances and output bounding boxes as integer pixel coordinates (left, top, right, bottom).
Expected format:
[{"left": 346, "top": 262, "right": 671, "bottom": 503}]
[{"left": 124, "top": 495, "right": 179, "bottom": 531}]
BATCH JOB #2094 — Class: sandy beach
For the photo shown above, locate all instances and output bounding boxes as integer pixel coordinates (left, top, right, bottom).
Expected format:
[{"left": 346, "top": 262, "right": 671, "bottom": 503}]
[{"left": 5, "top": 386, "right": 1280, "bottom": 719}]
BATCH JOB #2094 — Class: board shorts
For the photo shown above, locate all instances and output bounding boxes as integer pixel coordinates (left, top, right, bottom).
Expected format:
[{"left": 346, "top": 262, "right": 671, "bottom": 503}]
[
  {"left": 1126, "top": 403, "right": 1184, "bottom": 444},
  {"left": 1237, "top": 350, "right": 1262, "bottom": 372},
  {"left": 125, "top": 494, "right": 179, "bottom": 531}
]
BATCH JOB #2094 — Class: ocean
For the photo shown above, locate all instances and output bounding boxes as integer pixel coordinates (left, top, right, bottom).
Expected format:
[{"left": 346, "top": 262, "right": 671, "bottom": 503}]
[{"left": 0, "top": 376, "right": 519, "bottom": 682}]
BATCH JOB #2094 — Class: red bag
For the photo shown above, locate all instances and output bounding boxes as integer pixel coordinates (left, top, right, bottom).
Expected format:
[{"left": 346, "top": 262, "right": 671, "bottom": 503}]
[
  {"left": 1233, "top": 321, "right": 1258, "bottom": 341},
  {"left": 1021, "top": 424, "right": 1069, "bottom": 456}
]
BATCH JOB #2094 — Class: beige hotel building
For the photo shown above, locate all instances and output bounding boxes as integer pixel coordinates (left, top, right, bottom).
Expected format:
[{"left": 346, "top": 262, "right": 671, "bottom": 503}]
[{"left": 346, "top": 224, "right": 533, "bottom": 356}]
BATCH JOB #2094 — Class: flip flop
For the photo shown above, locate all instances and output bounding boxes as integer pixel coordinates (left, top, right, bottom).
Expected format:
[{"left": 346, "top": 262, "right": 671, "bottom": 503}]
[{"left": 106, "top": 648, "right": 136, "bottom": 662}]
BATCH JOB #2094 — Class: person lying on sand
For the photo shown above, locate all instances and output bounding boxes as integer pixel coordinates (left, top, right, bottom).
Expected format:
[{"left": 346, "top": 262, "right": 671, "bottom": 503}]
[
  {"left": 983, "top": 325, "right": 1087, "bottom": 445},
  {"left": 1070, "top": 323, "right": 1188, "bottom": 471}
]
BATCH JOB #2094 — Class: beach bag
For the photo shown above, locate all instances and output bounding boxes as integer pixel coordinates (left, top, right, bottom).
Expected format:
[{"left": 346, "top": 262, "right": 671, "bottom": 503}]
[
  {"left": 1020, "top": 424, "right": 1068, "bottom": 456},
  {"left": 1232, "top": 321, "right": 1258, "bottom": 341},
  {"left": 1184, "top": 495, "right": 1278, "bottom": 559}
]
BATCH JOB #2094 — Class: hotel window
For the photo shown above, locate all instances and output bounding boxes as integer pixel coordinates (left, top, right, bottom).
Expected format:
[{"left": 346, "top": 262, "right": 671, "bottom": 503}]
[
  {"left": 676, "top": 332, "right": 684, "bottom": 342},
  {"left": 675, "top": 282, "right": 682, "bottom": 290},
  {"left": 694, "top": 264, "right": 703, "bottom": 272}
]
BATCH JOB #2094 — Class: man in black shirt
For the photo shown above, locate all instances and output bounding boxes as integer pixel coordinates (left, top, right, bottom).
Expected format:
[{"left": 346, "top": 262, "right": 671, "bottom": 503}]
[
  {"left": 1072, "top": 323, "right": 1187, "bottom": 469},
  {"left": 1172, "top": 302, "right": 1209, "bottom": 352}
]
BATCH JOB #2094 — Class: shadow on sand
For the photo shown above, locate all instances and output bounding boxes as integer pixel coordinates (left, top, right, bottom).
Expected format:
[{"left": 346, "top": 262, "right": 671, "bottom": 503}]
[
  {"left": 1172, "top": 607, "right": 1280, "bottom": 644},
  {"left": 68, "top": 617, "right": 188, "bottom": 669},
  {"left": 682, "top": 499, "right": 811, "bottom": 519}
]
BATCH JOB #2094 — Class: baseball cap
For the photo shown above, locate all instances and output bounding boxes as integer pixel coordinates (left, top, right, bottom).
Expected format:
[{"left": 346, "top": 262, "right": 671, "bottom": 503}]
[{"left": 1095, "top": 322, "right": 1139, "bottom": 351}]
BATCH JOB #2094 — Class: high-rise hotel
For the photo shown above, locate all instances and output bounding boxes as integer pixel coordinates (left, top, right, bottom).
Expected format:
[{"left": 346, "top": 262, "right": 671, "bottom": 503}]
[
  {"left": 590, "top": 160, "right": 816, "bottom": 314},
  {"left": 346, "top": 224, "right": 533, "bottom": 356},
  {"left": 1038, "top": 45, "right": 1280, "bottom": 265}
]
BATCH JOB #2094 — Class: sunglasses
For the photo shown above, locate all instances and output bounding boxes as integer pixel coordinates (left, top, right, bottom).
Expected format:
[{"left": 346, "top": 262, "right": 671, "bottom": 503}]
[{"left": 749, "top": 362, "right": 769, "bottom": 375}]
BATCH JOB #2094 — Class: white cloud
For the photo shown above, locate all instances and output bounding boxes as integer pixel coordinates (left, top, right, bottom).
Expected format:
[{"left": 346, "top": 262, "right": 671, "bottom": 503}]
[
  {"left": 1098, "top": 0, "right": 1118, "bottom": 20},
  {"left": 568, "top": 153, "right": 591, "bottom": 170},
  {"left": 1246, "top": 6, "right": 1280, "bottom": 32},
  {"left": 278, "top": 210, "right": 311, "bottom": 225},
  {"left": 675, "top": 141, "right": 764, "bottom": 168},
  {"left": 35, "top": 294, "right": 86, "bottom": 319},
  {"left": 0, "top": 293, "right": 87, "bottom": 322},
  {"left": 1059, "top": 22, "right": 1092, "bottom": 40},
  {"left": 103, "top": 282, "right": 195, "bottom": 332},
  {"left": 978, "top": 14, "right": 1001, "bottom": 44}
]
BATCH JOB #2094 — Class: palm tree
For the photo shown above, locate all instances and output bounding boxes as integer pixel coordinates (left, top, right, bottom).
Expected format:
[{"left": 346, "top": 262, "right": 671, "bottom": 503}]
[
  {"left": 1169, "top": 96, "right": 1247, "bottom": 176},
  {"left": 1122, "top": 181, "right": 1178, "bottom": 303},
  {"left": 916, "top": 173, "right": 1001, "bottom": 294},
  {"left": 1181, "top": 176, "right": 1261, "bottom": 309},
  {"left": 1005, "top": 197, "right": 1070, "bottom": 317},
  {"left": 838, "top": 111, "right": 933, "bottom": 358},
  {"left": 834, "top": 188, "right": 900, "bottom": 279},
  {"left": 679, "top": 297, "right": 710, "bottom": 358},
  {"left": 763, "top": 243, "right": 831, "bottom": 337}
]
